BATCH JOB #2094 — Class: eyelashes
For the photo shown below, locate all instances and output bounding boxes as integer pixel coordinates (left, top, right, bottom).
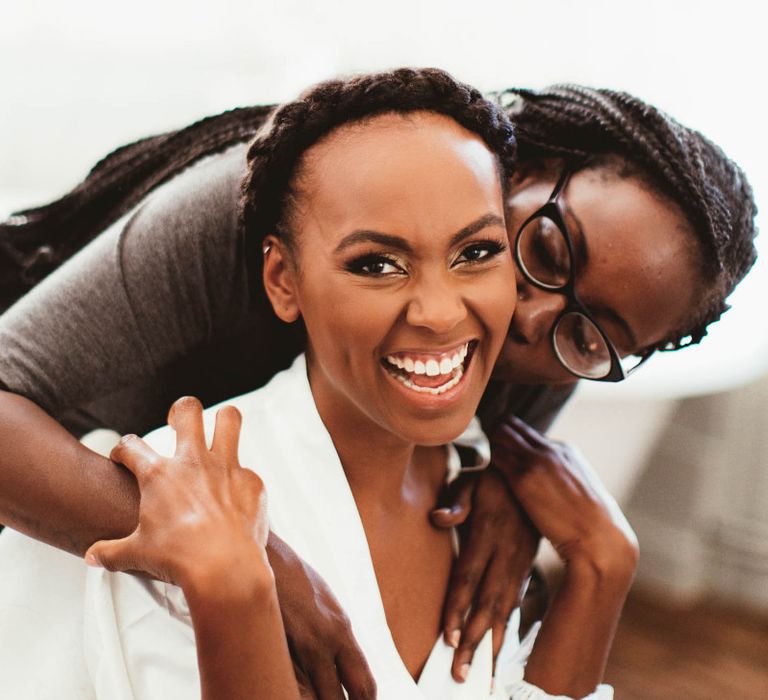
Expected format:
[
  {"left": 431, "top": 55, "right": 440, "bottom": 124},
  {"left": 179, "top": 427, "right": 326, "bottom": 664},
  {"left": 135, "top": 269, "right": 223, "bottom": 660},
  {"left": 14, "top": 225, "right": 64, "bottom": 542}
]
[
  {"left": 345, "top": 253, "right": 405, "bottom": 276},
  {"left": 455, "top": 240, "right": 506, "bottom": 264},
  {"left": 344, "top": 239, "right": 508, "bottom": 278}
]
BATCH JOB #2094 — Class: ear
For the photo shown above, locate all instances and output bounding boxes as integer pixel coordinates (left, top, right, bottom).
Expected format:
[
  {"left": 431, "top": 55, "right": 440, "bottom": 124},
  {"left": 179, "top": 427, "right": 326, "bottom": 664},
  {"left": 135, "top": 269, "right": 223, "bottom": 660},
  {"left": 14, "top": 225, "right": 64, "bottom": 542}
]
[{"left": 262, "top": 235, "right": 301, "bottom": 323}]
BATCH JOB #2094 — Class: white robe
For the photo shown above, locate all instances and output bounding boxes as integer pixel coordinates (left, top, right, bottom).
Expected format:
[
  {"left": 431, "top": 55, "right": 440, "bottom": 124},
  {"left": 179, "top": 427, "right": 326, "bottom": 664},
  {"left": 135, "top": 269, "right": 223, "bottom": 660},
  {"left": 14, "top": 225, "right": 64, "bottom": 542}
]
[{"left": 0, "top": 355, "right": 612, "bottom": 699}]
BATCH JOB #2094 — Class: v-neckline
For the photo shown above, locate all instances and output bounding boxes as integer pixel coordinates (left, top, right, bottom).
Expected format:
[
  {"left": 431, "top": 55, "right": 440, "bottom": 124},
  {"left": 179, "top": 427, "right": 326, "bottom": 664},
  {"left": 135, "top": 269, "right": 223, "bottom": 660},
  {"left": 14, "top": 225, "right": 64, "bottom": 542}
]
[{"left": 261, "top": 355, "right": 495, "bottom": 697}]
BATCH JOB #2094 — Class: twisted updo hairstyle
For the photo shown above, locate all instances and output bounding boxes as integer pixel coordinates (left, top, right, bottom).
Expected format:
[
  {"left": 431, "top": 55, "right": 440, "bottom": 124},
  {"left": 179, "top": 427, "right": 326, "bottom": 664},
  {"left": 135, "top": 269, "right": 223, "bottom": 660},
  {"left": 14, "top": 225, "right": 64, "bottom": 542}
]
[
  {"left": 497, "top": 85, "right": 758, "bottom": 351},
  {"left": 1, "top": 76, "right": 757, "bottom": 357},
  {"left": 239, "top": 67, "right": 517, "bottom": 259}
]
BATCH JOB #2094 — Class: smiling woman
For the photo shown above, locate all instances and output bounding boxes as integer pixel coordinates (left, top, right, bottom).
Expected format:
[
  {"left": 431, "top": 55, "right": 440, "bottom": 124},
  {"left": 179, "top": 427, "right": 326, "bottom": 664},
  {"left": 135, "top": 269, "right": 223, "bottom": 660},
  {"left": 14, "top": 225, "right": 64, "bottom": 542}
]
[
  {"left": 262, "top": 112, "right": 515, "bottom": 449},
  {"left": 0, "top": 66, "right": 758, "bottom": 700},
  {"left": 0, "top": 68, "right": 534, "bottom": 699}
]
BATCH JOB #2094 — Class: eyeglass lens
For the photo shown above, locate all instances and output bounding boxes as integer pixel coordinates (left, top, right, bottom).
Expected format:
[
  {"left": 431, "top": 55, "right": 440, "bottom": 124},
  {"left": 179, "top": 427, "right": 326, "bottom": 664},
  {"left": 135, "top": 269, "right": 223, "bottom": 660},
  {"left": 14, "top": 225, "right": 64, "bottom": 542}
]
[
  {"left": 517, "top": 216, "right": 571, "bottom": 288},
  {"left": 553, "top": 312, "right": 612, "bottom": 379},
  {"left": 518, "top": 214, "right": 614, "bottom": 379}
]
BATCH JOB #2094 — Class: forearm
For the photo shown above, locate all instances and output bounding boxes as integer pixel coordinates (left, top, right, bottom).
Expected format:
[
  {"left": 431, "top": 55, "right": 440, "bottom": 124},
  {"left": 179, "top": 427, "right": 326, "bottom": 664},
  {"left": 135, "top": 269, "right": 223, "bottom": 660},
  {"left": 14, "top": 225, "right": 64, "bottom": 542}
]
[
  {"left": 185, "top": 557, "right": 300, "bottom": 700},
  {"left": 523, "top": 554, "right": 635, "bottom": 697},
  {"left": 0, "top": 390, "right": 139, "bottom": 555}
]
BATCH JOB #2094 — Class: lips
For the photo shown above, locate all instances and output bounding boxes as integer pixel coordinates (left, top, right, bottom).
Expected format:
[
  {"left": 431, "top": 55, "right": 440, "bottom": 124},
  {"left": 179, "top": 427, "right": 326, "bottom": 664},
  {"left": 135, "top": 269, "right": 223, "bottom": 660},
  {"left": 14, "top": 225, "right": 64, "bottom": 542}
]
[{"left": 381, "top": 341, "right": 476, "bottom": 396}]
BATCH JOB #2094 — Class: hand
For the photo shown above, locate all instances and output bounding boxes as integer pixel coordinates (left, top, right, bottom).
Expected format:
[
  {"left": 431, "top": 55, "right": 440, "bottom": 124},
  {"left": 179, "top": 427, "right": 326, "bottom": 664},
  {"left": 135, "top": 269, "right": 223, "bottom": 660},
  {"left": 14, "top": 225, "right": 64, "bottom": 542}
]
[
  {"left": 491, "top": 415, "right": 638, "bottom": 582},
  {"left": 431, "top": 468, "right": 540, "bottom": 682},
  {"left": 267, "top": 532, "right": 377, "bottom": 700},
  {"left": 85, "top": 396, "right": 270, "bottom": 593}
]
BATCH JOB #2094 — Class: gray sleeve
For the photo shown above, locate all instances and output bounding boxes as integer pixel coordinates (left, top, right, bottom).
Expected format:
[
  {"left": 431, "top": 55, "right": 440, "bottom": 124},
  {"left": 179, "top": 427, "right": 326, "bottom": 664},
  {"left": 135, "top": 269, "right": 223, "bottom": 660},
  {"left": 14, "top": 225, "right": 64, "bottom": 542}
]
[
  {"left": 0, "top": 145, "right": 249, "bottom": 417},
  {"left": 520, "top": 382, "right": 578, "bottom": 433}
]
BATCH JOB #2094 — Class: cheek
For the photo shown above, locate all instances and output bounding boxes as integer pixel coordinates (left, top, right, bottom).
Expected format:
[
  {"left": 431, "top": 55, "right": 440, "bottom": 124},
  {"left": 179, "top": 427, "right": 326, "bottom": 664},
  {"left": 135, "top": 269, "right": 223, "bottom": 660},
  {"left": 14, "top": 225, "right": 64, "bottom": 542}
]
[
  {"left": 467, "top": 267, "right": 518, "bottom": 350},
  {"left": 299, "top": 281, "right": 400, "bottom": 372}
]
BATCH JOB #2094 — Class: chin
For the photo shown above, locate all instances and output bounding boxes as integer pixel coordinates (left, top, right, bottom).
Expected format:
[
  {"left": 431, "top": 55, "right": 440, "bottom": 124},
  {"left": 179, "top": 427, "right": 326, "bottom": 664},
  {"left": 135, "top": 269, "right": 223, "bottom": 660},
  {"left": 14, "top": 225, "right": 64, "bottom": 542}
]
[{"left": 392, "top": 406, "right": 479, "bottom": 447}]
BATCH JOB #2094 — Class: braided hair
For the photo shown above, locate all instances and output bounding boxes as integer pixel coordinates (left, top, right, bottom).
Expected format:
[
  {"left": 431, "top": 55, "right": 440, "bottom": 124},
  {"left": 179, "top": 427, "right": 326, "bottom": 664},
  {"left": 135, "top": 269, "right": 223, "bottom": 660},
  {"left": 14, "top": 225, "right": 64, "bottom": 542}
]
[
  {"left": 0, "top": 105, "right": 273, "bottom": 308},
  {"left": 497, "top": 85, "right": 758, "bottom": 351},
  {"left": 1, "top": 78, "right": 757, "bottom": 356},
  {"left": 239, "top": 68, "right": 517, "bottom": 262}
]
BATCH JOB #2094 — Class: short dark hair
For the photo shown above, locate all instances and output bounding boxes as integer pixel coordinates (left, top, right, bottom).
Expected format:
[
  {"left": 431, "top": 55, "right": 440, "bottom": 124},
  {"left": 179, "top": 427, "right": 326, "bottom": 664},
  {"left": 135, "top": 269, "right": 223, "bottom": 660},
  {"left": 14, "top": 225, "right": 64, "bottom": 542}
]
[
  {"left": 498, "top": 85, "right": 758, "bottom": 351},
  {"left": 240, "top": 67, "right": 517, "bottom": 260}
]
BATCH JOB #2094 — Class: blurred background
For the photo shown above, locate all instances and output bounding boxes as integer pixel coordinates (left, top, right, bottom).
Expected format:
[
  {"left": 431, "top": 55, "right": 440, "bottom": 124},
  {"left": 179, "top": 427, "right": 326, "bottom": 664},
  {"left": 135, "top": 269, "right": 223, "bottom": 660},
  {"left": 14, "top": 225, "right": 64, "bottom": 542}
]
[{"left": 1, "top": 1, "right": 766, "bottom": 697}]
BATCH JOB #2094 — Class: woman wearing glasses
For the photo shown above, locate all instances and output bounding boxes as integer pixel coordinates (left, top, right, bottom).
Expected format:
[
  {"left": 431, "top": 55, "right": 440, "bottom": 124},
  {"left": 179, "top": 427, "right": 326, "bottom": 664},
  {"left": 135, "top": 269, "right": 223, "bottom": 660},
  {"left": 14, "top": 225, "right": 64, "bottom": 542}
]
[{"left": 0, "top": 79, "right": 757, "bottom": 697}]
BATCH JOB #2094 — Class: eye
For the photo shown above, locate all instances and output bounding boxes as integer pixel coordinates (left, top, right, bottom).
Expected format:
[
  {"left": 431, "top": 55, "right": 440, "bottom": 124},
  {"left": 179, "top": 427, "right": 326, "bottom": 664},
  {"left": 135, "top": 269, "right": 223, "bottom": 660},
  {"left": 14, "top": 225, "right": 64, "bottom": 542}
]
[
  {"left": 345, "top": 253, "right": 406, "bottom": 276},
  {"left": 531, "top": 219, "right": 569, "bottom": 275},
  {"left": 518, "top": 217, "right": 570, "bottom": 287},
  {"left": 454, "top": 240, "right": 507, "bottom": 266},
  {"left": 572, "top": 315, "right": 606, "bottom": 358}
]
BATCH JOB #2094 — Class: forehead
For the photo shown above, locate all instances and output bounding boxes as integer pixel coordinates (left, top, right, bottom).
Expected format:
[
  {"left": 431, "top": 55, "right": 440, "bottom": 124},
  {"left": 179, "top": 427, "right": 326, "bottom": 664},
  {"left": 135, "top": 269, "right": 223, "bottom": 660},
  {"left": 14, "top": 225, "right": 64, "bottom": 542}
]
[
  {"left": 566, "top": 169, "right": 701, "bottom": 350},
  {"left": 293, "top": 112, "right": 504, "bottom": 247}
]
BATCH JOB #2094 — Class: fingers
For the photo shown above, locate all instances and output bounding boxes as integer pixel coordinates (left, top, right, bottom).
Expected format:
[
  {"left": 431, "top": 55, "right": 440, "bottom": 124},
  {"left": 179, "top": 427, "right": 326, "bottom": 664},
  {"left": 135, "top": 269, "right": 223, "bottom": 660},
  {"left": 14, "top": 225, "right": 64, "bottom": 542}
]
[
  {"left": 303, "top": 659, "right": 345, "bottom": 700},
  {"left": 110, "top": 434, "right": 163, "bottom": 481},
  {"left": 494, "top": 420, "right": 535, "bottom": 454},
  {"left": 450, "top": 553, "right": 511, "bottom": 682},
  {"left": 501, "top": 414, "right": 548, "bottom": 448},
  {"left": 210, "top": 404, "right": 242, "bottom": 465},
  {"left": 167, "top": 396, "right": 207, "bottom": 456},
  {"left": 430, "top": 473, "right": 476, "bottom": 528},
  {"left": 442, "top": 515, "right": 495, "bottom": 649},
  {"left": 85, "top": 533, "right": 141, "bottom": 573},
  {"left": 336, "top": 639, "right": 377, "bottom": 700},
  {"left": 293, "top": 665, "right": 316, "bottom": 700},
  {"left": 492, "top": 580, "right": 521, "bottom": 661}
]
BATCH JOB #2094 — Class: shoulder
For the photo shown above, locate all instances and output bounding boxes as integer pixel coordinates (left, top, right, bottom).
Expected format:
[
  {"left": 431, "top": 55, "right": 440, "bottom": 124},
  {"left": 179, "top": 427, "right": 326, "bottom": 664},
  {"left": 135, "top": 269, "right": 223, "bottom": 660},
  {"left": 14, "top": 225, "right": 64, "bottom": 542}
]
[{"left": 123, "top": 142, "right": 249, "bottom": 255}]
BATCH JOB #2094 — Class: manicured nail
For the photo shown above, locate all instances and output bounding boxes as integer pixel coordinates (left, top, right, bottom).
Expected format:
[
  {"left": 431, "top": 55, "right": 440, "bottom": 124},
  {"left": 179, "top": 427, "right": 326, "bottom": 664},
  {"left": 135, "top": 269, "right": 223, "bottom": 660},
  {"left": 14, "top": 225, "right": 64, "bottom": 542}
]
[
  {"left": 458, "top": 662, "right": 470, "bottom": 682},
  {"left": 85, "top": 552, "right": 101, "bottom": 567},
  {"left": 447, "top": 629, "right": 460, "bottom": 648}
]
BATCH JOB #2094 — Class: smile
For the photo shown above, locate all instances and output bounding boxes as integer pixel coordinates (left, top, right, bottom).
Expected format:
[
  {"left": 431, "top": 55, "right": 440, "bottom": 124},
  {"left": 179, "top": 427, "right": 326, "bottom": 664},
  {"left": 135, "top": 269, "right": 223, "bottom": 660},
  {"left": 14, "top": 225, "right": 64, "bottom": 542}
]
[{"left": 381, "top": 341, "right": 476, "bottom": 396}]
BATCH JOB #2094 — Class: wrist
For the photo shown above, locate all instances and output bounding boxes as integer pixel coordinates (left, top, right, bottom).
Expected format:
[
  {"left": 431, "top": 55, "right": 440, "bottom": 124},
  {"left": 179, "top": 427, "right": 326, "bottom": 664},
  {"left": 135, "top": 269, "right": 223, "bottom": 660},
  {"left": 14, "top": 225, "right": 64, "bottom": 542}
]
[
  {"left": 182, "top": 544, "right": 276, "bottom": 608},
  {"left": 563, "top": 530, "right": 638, "bottom": 595}
]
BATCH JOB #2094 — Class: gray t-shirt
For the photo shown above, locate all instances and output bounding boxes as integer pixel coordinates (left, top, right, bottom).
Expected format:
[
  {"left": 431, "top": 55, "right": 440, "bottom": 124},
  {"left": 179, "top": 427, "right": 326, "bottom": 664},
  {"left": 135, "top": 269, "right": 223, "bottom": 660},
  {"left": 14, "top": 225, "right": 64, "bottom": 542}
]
[{"left": 0, "top": 144, "right": 574, "bottom": 437}]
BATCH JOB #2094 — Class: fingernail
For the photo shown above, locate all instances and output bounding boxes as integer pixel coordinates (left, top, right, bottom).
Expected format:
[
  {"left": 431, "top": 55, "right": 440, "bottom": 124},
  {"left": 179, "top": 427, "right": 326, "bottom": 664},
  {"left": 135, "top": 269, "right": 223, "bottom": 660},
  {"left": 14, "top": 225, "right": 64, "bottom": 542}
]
[
  {"left": 447, "top": 629, "right": 460, "bottom": 648},
  {"left": 458, "top": 662, "right": 470, "bottom": 681},
  {"left": 85, "top": 552, "right": 101, "bottom": 567}
]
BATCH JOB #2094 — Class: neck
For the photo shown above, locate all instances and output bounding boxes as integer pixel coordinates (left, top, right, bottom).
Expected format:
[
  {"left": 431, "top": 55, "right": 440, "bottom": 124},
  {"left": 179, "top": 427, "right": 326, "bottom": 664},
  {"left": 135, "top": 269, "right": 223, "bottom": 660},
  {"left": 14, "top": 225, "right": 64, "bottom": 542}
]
[{"left": 306, "top": 357, "right": 444, "bottom": 507}]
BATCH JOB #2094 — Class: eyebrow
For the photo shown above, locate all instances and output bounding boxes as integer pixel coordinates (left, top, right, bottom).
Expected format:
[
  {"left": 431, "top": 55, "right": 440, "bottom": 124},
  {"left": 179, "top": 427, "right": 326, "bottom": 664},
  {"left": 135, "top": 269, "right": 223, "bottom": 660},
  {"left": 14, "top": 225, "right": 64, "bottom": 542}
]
[
  {"left": 333, "top": 213, "right": 505, "bottom": 254},
  {"left": 566, "top": 208, "right": 639, "bottom": 350}
]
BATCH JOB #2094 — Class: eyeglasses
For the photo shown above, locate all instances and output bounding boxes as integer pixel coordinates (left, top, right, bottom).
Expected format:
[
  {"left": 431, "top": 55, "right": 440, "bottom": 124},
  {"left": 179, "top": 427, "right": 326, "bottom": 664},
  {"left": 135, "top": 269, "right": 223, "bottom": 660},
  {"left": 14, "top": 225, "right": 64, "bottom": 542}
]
[{"left": 514, "top": 166, "right": 654, "bottom": 382}]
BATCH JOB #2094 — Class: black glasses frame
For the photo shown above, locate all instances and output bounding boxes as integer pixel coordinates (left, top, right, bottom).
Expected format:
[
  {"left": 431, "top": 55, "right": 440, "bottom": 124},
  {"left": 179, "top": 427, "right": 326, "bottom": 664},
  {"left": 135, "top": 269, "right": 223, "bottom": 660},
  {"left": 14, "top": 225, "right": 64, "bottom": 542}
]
[{"left": 514, "top": 166, "right": 654, "bottom": 382}]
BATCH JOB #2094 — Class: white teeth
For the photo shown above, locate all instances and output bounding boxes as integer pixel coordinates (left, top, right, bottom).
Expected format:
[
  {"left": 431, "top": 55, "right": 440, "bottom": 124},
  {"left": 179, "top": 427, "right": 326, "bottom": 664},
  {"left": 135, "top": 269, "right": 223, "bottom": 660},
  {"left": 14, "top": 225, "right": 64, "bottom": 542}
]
[
  {"left": 384, "top": 341, "right": 472, "bottom": 378},
  {"left": 392, "top": 365, "right": 464, "bottom": 395}
]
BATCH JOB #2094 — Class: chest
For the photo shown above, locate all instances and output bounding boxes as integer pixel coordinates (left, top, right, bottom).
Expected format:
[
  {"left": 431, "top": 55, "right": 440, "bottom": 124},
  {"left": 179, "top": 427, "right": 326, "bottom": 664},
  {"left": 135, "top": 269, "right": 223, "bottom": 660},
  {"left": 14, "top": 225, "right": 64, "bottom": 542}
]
[{"left": 363, "top": 505, "right": 454, "bottom": 680}]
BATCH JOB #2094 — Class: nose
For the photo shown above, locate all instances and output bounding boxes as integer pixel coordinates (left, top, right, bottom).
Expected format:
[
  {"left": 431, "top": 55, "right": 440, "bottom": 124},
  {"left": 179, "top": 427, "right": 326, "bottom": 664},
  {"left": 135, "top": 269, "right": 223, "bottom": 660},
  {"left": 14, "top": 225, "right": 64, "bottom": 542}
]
[
  {"left": 406, "top": 274, "right": 467, "bottom": 335},
  {"left": 511, "top": 276, "right": 566, "bottom": 345}
]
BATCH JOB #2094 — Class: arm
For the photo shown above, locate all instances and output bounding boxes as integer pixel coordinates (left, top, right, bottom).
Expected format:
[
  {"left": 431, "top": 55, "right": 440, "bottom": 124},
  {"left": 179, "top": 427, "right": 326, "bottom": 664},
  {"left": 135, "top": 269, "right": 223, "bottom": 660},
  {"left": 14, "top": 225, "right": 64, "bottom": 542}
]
[
  {"left": 86, "top": 398, "right": 300, "bottom": 700},
  {"left": 0, "top": 390, "right": 139, "bottom": 554},
  {"left": 432, "top": 469, "right": 539, "bottom": 681},
  {"left": 493, "top": 416, "right": 637, "bottom": 697},
  {"left": 432, "top": 382, "right": 575, "bottom": 680},
  {"left": 0, "top": 151, "right": 374, "bottom": 696},
  {"left": 0, "top": 392, "right": 375, "bottom": 698}
]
